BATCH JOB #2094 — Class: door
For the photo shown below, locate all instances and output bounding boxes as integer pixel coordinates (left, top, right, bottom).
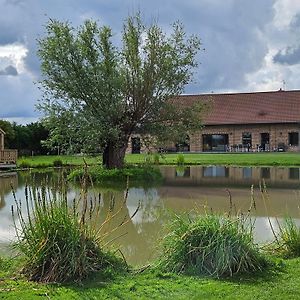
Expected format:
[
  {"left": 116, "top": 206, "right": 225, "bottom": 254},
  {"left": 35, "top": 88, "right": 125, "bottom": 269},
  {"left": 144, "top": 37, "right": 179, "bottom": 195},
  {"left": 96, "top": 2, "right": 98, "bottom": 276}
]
[{"left": 260, "top": 133, "right": 270, "bottom": 151}]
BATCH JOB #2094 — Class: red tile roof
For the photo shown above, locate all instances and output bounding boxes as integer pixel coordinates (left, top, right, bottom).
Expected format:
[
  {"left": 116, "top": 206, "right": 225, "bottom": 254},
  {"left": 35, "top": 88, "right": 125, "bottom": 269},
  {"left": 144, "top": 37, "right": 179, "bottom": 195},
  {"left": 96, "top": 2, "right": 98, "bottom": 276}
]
[{"left": 175, "top": 90, "right": 300, "bottom": 125}]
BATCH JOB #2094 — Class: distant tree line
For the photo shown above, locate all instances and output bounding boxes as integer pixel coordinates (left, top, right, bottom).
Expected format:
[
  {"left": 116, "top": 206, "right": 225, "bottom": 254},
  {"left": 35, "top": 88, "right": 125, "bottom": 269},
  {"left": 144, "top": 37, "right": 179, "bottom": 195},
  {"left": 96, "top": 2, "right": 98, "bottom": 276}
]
[{"left": 0, "top": 120, "right": 50, "bottom": 155}]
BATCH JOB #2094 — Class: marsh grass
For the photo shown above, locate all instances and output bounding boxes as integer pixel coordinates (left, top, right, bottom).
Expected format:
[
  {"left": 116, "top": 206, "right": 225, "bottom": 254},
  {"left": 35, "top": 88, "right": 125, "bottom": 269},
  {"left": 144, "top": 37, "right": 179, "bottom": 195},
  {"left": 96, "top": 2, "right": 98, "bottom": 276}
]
[
  {"left": 158, "top": 212, "right": 269, "bottom": 277},
  {"left": 258, "top": 181, "right": 300, "bottom": 258},
  {"left": 11, "top": 167, "right": 129, "bottom": 283},
  {"left": 157, "top": 188, "right": 271, "bottom": 278}
]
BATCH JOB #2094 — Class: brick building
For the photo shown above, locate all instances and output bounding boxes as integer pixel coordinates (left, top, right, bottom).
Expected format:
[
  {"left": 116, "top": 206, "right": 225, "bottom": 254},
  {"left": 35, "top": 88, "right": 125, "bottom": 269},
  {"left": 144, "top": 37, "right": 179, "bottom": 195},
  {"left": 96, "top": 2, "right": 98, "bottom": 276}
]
[{"left": 127, "top": 89, "right": 300, "bottom": 153}]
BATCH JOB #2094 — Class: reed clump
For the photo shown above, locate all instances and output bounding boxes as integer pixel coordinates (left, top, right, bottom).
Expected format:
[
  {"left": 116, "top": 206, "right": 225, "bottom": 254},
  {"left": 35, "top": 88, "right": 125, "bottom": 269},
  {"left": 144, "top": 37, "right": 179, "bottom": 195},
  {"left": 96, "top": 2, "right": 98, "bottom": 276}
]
[
  {"left": 158, "top": 213, "right": 269, "bottom": 277},
  {"left": 271, "top": 217, "right": 300, "bottom": 258},
  {"left": 11, "top": 174, "right": 126, "bottom": 283}
]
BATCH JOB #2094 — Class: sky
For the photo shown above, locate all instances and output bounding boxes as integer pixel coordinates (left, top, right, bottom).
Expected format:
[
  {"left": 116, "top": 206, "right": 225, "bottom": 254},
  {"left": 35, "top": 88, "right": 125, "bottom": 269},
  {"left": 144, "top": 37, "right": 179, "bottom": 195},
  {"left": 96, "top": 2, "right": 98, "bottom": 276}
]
[{"left": 0, "top": 0, "right": 300, "bottom": 124}]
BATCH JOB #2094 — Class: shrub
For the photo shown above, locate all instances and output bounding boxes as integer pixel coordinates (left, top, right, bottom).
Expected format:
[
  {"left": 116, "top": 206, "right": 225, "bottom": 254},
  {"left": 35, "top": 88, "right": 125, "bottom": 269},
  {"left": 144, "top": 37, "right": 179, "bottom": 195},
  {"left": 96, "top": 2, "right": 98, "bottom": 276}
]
[
  {"left": 176, "top": 154, "right": 185, "bottom": 165},
  {"left": 53, "top": 159, "right": 63, "bottom": 167},
  {"left": 158, "top": 213, "right": 269, "bottom": 277},
  {"left": 12, "top": 179, "right": 126, "bottom": 283}
]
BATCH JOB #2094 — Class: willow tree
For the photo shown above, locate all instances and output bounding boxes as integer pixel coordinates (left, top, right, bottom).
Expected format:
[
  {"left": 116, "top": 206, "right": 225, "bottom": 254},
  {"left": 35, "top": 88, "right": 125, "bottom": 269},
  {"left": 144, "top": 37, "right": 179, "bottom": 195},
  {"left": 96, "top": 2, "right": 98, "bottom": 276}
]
[{"left": 37, "top": 14, "right": 204, "bottom": 168}]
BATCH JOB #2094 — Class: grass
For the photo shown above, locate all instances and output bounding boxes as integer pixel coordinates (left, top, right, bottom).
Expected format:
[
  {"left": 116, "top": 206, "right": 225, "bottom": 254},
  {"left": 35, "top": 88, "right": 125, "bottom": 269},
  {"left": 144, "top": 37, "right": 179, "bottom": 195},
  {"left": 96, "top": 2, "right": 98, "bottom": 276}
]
[
  {"left": 157, "top": 213, "right": 270, "bottom": 277},
  {"left": 126, "top": 152, "right": 300, "bottom": 166},
  {"left": 16, "top": 155, "right": 101, "bottom": 168},
  {"left": 15, "top": 152, "right": 300, "bottom": 169},
  {"left": 270, "top": 217, "right": 300, "bottom": 258},
  {"left": 11, "top": 175, "right": 126, "bottom": 283},
  {"left": 1, "top": 257, "right": 300, "bottom": 299}
]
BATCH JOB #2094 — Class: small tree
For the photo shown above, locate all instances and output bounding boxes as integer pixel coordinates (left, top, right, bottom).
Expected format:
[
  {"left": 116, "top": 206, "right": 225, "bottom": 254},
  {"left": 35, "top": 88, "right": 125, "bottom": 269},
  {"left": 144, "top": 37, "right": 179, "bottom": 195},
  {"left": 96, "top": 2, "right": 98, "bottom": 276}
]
[{"left": 37, "top": 14, "right": 204, "bottom": 168}]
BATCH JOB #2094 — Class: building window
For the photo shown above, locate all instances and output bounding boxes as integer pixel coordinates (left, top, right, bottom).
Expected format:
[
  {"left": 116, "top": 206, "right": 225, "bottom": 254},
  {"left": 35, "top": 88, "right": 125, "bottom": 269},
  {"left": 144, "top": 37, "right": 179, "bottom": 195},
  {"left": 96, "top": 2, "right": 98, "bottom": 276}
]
[
  {"left": 242, "top": 132, "right": 252, "bottom": 147},
  {"left": 289, "top": 132, "right": 299, "bottom": 146},
  {"left": 176, "top": 135, "right": 190, "bottom": 152},
  {"left": 202, "top": 134, "right": 229, "bottom": 152}
]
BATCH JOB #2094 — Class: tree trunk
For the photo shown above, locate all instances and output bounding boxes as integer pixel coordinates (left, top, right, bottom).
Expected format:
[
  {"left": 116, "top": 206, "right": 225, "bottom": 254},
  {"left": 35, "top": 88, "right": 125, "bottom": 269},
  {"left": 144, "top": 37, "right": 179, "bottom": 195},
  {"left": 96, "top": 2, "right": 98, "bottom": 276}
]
[{"left": 102, "top": 139, "right": 128, "bottom": 169}]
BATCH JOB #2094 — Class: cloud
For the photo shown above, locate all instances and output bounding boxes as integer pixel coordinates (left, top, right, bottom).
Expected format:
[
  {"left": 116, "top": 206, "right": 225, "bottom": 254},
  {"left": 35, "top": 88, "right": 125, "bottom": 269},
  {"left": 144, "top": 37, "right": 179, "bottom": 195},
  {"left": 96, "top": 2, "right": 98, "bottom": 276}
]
[
  {"left": 0, "top": 65, "right": 18, "bottom": 76},
  {"left": 0, "top": 0, "right": 300, "bottom": 123},
  {"left": 273, "top": 46, "right": 300, "bottom": 65},
  {"left": 273, "top": 12, "right": 300, "bottom": 66}
]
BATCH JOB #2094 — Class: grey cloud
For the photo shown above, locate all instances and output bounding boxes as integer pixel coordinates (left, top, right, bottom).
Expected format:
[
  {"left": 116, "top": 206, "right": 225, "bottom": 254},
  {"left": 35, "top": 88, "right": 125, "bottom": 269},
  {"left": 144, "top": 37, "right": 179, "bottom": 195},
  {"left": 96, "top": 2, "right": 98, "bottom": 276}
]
[
  {"left": 273, "top": 13, "right": 300, "bottom": 66},
  {"left": 0, "top": 65, "right": 18, "bottom": 76},
  {"left": 273, "top": 46, "right": 300, "bottom": 65}
]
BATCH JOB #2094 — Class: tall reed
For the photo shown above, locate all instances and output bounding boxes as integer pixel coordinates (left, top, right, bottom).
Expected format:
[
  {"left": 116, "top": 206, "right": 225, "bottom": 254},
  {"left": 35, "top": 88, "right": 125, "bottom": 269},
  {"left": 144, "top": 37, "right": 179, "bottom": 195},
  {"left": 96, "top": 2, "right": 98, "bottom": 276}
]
[
  {"left": 158, "top": 212, "right": 269, "bottom": 277},
  {"left": 11, "top": 169, "right": 127, "bottom": 283}
]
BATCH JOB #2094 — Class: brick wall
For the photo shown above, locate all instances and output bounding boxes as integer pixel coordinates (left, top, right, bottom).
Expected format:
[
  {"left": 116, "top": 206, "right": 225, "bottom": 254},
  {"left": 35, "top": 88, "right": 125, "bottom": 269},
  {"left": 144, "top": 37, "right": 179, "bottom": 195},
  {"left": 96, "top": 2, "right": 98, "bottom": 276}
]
[{"left": 190, "top": 123, "right": 300, "bottom": 152}]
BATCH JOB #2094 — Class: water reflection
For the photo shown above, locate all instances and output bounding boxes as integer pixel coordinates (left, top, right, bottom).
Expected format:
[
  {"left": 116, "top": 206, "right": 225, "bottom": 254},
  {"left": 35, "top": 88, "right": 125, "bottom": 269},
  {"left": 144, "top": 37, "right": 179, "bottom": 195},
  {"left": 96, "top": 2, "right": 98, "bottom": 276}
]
[
  {"left": 162, "top": 166, "right": 300, "bottom": 188},
  {"left": 1, "top": 166, "right": 300, "bottom": 265}
]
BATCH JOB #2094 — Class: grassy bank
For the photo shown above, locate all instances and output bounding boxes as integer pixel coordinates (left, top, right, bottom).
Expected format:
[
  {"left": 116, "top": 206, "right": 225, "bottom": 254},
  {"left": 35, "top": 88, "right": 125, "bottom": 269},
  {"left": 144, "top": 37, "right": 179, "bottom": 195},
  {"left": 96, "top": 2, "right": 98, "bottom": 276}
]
[
  {"left": 0, "top": 257, "right": 300, "bottom": 299},
  {"left": 15, "top": 152, "right": 300, "bottom": 169}
]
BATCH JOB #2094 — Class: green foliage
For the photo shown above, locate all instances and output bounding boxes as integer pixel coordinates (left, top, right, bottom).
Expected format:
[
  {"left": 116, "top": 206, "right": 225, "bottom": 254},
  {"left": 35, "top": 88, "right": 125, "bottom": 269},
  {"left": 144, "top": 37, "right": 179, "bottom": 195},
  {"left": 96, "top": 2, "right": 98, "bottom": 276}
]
[
  {"left": 53, "top": 159, "right": 63, "bottom": 167},
  {"left": 158, "top": 213, "right": 269, "bottom": 277},
  {"left": 68, "top": 165, "right": 162, "bottom": 187},
  {"left": 0, "top": 120, "right": 49, "bottom": 154},
  {"left": 18, "top": 159, "right": 31, "bottom": 169},
  {"left": 37, "top": 13, "right": 203, "bottom": 168},
  {"left": 12, "top": 180, "right": 125, "bottom": 283},
  {"left": 273, "top": 217, "right": 300, "bottom": 258},
  {"left": 176, "top": 154, "right": 185, "bottom": 165}
]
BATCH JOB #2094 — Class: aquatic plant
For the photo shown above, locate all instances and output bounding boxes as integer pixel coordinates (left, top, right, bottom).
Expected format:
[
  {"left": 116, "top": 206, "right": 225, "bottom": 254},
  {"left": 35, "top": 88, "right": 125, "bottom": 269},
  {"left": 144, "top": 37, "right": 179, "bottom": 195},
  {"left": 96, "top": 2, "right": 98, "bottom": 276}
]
[{"left": 158, "top": 213, "right": 269, "bottom": 277}]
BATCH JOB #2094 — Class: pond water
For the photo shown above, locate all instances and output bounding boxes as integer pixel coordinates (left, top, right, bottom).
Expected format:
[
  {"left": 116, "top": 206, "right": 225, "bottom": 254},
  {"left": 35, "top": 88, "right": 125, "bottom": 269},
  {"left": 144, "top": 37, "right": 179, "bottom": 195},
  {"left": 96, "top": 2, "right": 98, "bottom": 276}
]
[{"left": 1, "top": 165, "right": 300, "bottom": 266}]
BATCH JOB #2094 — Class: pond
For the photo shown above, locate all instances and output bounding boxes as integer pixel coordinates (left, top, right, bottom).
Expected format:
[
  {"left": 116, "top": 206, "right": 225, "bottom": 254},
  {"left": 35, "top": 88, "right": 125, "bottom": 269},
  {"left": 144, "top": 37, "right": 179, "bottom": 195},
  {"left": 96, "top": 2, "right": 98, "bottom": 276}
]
[{"left": 1, "top": 165, "right": 300, "bottom": 266}]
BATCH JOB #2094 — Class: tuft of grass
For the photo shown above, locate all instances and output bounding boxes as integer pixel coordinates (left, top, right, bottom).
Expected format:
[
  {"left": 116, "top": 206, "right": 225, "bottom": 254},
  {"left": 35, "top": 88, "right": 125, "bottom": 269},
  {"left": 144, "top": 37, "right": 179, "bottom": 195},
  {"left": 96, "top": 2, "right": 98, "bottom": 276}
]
[
  {"left": 157, "top": 213, "right": 270, "bottom": 277},
  {"left": 176, "top": 154, "right": 185, "bottom": 165},
  {"left": 272, "top": 217, "right": 300, "bottom": 258},
  {"left": 11, "top": 174, "right": 126, "bottom": 283}
]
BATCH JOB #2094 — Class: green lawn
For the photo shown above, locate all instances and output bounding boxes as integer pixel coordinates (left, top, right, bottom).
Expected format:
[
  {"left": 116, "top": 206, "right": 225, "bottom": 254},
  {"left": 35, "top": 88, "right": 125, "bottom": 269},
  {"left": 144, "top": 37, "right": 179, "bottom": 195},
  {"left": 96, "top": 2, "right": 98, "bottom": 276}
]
[
  {"left": 16, "top": 152, "right": 300, "bottom": 168},
  {"left": 1, "top": 258, "right": 300, "bottom": 299}
]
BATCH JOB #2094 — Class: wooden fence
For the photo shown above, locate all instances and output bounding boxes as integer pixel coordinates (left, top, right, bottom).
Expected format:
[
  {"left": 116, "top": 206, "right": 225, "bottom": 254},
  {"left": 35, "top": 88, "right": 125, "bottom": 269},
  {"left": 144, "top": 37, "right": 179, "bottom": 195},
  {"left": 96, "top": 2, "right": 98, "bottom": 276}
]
[{"left": 0, "top": 149, "right": 18, "bottom": 164}]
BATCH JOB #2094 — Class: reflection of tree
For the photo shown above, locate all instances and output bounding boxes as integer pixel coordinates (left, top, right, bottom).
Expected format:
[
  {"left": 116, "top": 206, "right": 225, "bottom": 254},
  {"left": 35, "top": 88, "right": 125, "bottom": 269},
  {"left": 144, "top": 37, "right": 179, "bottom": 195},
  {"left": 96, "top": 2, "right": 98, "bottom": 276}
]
[
  {"left": 0, "top": 174, "right": 18, "bottom": 210},
  {"left": 87, "top": 188, "right": 169, "bottom": 266}
]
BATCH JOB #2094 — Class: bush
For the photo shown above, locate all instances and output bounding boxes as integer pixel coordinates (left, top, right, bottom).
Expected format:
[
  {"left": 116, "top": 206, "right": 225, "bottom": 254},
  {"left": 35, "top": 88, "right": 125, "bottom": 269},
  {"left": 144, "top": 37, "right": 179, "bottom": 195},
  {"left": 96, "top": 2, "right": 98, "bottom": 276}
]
[
  {"left": 158, "top": 213, "right": 269, "bottom": 277},
  {"left": 53, "top": 159, "right": 63, "bottom": 167},
  {"left": 12, "top": 180, "right": 125, "bottom": 283},
  {"left": 176, "top": 154, "right": 185, "bottom": 165}
]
